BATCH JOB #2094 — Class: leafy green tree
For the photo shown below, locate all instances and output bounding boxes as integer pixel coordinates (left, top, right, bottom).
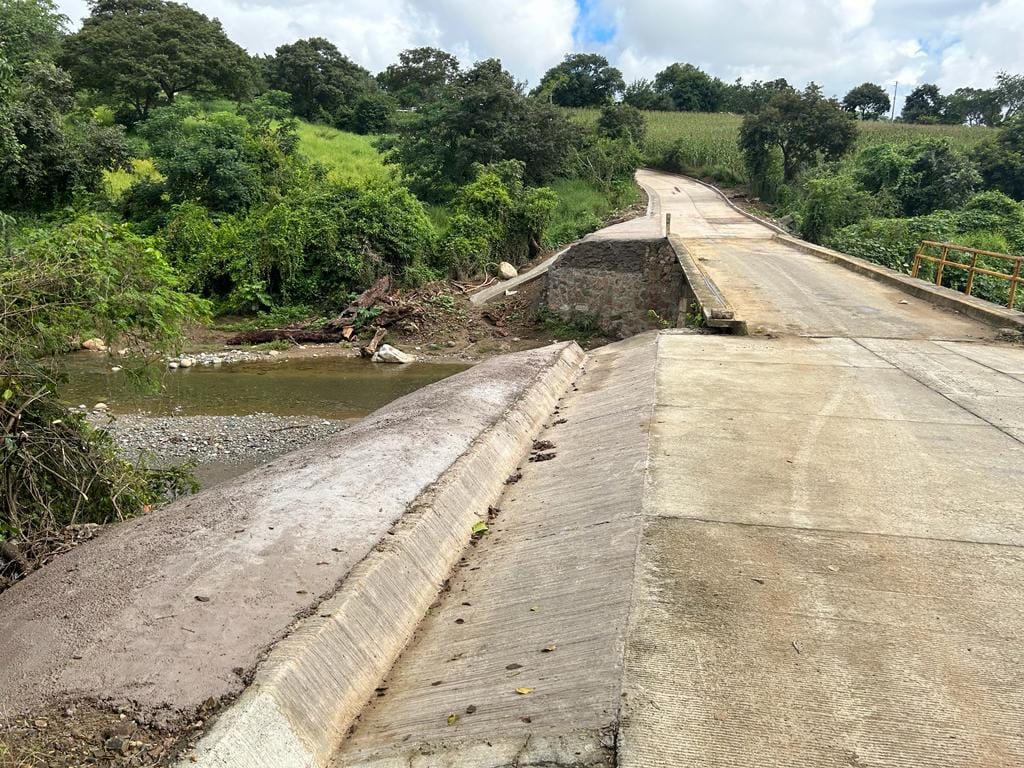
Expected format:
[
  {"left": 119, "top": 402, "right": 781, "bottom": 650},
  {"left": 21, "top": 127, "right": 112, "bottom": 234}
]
[
  {"left": 842, "top": 82, "right": 891, "bottom": 120},
  {"left": 0, "top": 62, "right": 131, "bottom": 210},
  {"left": 0, "top": 0, "right": 67, "bottom": 70},
  {"left": 996, "top": 72, "right": 1024, "bottom": 121},
  {"left": 973, "top": 114, "right": 1024, "bottom": 200},
  {"left": 266, "top": 37, "right": 375, "bottom": 128},
  {"left": 532, "top": 53, "right": 624, "bottom": 107},
  {"left": 384, "top": 59, "right": 580, "bottom": 201},
  {"left": 721, "top": 78, "right": 794, "bottom": 113},
  {"left": 597, "top": 103, "right": 645, "bottom": 144},
  {"left": 946, "top": 87, "right": 1003, "bottom": 127},
  {"left": 351, "top": 92, "right": 395, "bottom": 134},
  {"left": 61, "top": 0, "right": 254, "bottom": 122},
  {"left": 622, "top": 78, "right": 668, "bottom": 110},
  {"left": 856, "top": 139, "right": 979, "bottom": 216},
  {"left": 441, "top": 161, "right": 557, "bottom": 275},
  {"left": 161, "top": 177, "right": 437, "bottom": 306},
  {"left": 377, "top": 47, "right": 459, "bottom": 108},
  {"left": 900, "top": 83, "right": 946, "bottom": 124},
  {"left": 798, "top": 172, "right": 874, "bottom": 243},
  {"left": 654, "top": 63, "right": 724, "bottom": 112},
  {"left": 135, "top": 100, "right": 301, "bottom": 215},
  {"left": 739, "top": 85, "right": 857, "bottom": 190}
]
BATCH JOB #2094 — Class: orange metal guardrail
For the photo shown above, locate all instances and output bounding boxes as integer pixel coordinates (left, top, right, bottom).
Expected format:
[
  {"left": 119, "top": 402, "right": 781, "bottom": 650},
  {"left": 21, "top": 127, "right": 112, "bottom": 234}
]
[{"left": 912, "top": 240, "right": 1023, "bottom": 309}]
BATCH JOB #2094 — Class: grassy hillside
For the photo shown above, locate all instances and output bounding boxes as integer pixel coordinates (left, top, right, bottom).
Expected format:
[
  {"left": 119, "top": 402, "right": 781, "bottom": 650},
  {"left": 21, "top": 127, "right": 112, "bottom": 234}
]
[
  {"left": 564, "top": 108, "right": 994, "bottom": 183},
  {"left": 294, "top": 121, "right": 396, "bottom": 183}
]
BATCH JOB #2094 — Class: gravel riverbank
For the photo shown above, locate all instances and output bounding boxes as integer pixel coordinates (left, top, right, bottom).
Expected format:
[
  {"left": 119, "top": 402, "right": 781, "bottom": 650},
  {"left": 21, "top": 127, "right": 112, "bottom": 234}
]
[{"left": 88, "top": 412, "right": 351, "bottom": 468}]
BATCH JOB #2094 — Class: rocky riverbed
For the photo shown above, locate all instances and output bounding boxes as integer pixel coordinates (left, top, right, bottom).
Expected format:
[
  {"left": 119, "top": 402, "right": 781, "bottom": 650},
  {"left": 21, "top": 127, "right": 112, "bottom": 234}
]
[{"left": 88, "top": 411, "right": 351, "bottom": 469}]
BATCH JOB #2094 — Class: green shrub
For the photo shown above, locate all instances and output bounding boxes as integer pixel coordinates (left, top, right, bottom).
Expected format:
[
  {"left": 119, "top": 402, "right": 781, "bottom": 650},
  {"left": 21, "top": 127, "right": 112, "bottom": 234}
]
[
  {"left": 798, "top": 173, "right": 874, "bottom": 243},
  {"left": 1, "top": 213, "right": 204, "bottom": 565}
]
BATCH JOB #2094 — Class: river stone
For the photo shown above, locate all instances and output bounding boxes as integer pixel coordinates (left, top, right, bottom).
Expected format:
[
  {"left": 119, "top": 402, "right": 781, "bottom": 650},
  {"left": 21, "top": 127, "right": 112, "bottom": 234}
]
[
  {"left": 178, "top": 357, "right": 195, "bottom": 368},
  {"left": 82, "top": 338, "right": 107, "bottom": 352},
  {"left": 168, "top": 362, "right": 179, "bottom": 370},
  {"left": 498, "top": 261, "right": 518, "bottom": 280},
  {"left": 372, "top": 344, "right": 415, "bottom": 364},
  {"left": 93, "top": 403, "right": 109, "bottom": 412}
]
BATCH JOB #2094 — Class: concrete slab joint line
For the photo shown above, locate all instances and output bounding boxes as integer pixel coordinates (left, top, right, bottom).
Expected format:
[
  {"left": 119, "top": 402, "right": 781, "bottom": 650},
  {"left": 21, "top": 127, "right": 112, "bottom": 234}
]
[{"left": 182, "top": 342, "right": 586, "bottom": 768}]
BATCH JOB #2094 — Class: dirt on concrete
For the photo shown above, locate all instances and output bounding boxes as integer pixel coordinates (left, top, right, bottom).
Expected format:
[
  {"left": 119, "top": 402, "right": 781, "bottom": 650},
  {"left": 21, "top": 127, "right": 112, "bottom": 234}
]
[{"left": 0, "top": 345, "right": 579, "bottom": 765}]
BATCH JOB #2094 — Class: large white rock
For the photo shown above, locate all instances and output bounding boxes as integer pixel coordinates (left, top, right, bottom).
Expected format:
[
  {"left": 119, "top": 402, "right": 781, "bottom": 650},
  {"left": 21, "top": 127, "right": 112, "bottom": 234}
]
[
  {"left": 82, "top": 338, "right": 107, "bottom": 352},
  {"left": 498, "top": 261, "right": 518, "bottom": 280},
  {"left": 178, "top": 357, "right": 195, "bottom": 368},
  {"left": 372, "top": 344, "right": 415, "bottom": 364}
]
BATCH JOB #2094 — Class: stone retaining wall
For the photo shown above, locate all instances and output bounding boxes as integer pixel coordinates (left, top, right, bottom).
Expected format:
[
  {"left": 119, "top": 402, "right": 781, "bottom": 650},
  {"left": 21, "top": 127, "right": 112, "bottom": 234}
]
[{"left": 546, "top": 237, "right": 684, "bottom": 338}]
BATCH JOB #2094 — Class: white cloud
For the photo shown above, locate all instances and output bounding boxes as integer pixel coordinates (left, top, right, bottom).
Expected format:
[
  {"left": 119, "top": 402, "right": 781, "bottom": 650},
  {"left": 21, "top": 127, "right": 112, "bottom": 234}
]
[
  {"left": 59, "top": 0, "right": 576, "bottom": 83},
  {"left": 55, "top": 0, "right": 1023, "bottom": 100}
]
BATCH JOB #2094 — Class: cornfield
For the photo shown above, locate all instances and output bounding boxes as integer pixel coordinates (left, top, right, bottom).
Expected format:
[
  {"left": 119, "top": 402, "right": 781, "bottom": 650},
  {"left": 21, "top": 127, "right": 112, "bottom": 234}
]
[{"left": 564, "top": 108, "right": 994, "bottom": 183}]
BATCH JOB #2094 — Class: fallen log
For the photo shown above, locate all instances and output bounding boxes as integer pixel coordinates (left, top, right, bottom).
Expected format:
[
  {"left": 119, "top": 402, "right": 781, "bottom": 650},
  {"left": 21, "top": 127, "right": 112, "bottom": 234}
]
[{"left": 225, "top": 330, "right": 345, "bottom": 346}]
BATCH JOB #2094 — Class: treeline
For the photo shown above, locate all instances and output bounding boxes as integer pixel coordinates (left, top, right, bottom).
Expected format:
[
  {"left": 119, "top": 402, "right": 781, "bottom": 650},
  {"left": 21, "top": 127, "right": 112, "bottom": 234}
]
[{"left": 529, "top": 52, "right": 1024, "bottom": 128}]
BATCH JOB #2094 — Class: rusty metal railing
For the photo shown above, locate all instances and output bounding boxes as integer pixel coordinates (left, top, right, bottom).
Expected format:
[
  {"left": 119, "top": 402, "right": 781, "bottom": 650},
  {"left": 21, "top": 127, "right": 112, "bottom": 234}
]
[{"left": 911, "top": 240, "right": 1023, "bottom": 309}]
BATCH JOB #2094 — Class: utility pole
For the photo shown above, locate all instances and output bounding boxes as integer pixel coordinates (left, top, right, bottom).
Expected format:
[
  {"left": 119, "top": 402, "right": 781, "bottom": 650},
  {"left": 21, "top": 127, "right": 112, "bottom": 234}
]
[{"left": 891, "top": 82, "right": 898, "bottom": 121}]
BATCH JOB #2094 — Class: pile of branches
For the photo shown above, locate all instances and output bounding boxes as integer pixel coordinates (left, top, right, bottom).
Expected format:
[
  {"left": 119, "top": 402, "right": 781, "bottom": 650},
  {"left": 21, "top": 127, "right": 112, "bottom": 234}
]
[{"left": 226, "top": 275, "right": 427, "bottom": 354}]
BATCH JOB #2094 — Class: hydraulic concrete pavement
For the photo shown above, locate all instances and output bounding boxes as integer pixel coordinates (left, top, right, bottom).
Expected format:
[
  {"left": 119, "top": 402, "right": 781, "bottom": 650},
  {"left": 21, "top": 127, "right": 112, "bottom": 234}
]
[{"left": 335, "top": 173, "right": 1024, "bottom": 767}]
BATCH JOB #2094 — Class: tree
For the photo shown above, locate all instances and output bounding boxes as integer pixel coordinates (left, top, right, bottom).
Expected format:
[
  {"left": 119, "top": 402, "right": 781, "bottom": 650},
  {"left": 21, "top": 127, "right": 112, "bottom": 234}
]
[
  {"left": 136, "top": 100, "right": 300, "bottom": 214},
  {"left": 654, "top": 63, "right": 724, "bottom": 112},
  {"left": 946, "top": 87, "right": 1003, "bottom": 127},
  {"left": 995, "top": 72, "right": 1024, "bottom": 121},
  {"left": 842, "top": 82, "right": 891, "bottom": 120},
  {"left": 739, "top": 85, "right": 857, "bottom": 189},
  {"left": 531, "top": 53, "right": 624, "bottom": 107},
  {"left": 351, "top": 92, "right": 395, "bottom": 134},
  {"left": 0, "top": 0, "right": 67, "bottom": 70},
  {"left": 1, "top": 213, "right": 204, "bottom": 561},
  {"left": 0, "top": 62, "right": 131, "bottom": 210},
  {"left": 901, "top": 84, "right": 946, "bottom": 124},
  {"left": 622, "top": 78, "right": 668, "bottom": 110},
  {"left": 597, "top": 103, "right": 646, "bottom": 144},
  {"left": 722, "top": 78, "right": 794, "bottom": 113},
  {"left": 974, "top": 115, "right": 1024, "bottom": 200},
  {"left": 267, "top": 37, "right": 376, "bottom": 128},
  {"left": 384, "top": 59, "right": 579, "bottom": 201},
  {"left": 377, "top": 47, "right": 459, "bottom": 108},
  {"left": 896, "top": 140, "right": 980, "bottom": 215},
  {"left": 61, "top": 0, "right": 254, "bottom": 122}
]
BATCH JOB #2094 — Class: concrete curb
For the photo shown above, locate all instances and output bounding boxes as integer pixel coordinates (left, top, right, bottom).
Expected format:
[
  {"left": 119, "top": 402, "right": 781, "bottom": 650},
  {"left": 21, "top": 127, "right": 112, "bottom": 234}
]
[
  {"left": 667, "top": 235, "right": 746, "bottom": 334},
  {"left": 772, "top": 234, "right": 1024, "bottom": 331},
  {"left": 183, "top": 343, "right": 587, "bottom": 768},
  {"left": 683, "top": 173, "right": 1024, "bottom": 332}
]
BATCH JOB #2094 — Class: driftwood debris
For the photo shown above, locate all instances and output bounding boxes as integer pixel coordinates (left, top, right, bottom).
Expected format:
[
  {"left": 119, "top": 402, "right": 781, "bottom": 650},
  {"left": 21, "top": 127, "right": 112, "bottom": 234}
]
[
  {"left": 225, "top": 273, "right": 435, "bottom": 347},
  {"left": 360, "top": 327, "right": 387, "bottom": 358},
  {"left": 324, "top": 275, "right": 393, "bottom": 333},
  {"left": 225, "top": 329, "right": 345, "bottom": 345}
]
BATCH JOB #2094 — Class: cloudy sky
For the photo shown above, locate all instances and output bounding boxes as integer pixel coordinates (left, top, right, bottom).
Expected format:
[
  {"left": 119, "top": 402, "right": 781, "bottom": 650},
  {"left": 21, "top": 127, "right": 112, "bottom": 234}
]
[{"left": 57, "top": 0, "right": 1024, "bottom": 107}]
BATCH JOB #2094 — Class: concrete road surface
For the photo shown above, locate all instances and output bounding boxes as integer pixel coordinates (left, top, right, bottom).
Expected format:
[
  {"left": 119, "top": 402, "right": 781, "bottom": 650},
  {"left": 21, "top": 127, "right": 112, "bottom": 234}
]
[{"left": 337, "top": 173, "right": 1023, "bottom": 767}]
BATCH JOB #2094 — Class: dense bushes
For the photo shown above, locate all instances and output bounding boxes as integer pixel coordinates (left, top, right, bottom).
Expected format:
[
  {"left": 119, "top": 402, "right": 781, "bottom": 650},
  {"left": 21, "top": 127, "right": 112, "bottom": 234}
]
[
  {"left": 1, "top": 214, "right": 204, "bottom": 555},
  {"left": 827, "top": 191, "right": 1024, "bottom": 307},
  {"left": 161, "top": 177, "right": 437, "bottom": 309},
  {"left": 440, "top": 161, "right": 556, "bottom": 276}
]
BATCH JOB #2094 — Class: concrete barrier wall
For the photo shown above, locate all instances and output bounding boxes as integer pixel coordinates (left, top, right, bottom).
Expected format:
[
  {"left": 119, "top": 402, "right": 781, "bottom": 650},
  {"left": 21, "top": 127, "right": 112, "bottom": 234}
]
[{"left": 546, "top": 237, "right": 683, "bottom": 338}]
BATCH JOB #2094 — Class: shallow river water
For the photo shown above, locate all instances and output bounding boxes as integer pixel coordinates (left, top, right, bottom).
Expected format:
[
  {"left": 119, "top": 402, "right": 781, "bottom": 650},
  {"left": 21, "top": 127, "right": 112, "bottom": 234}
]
[{"left": 62, "top": 353, "right": 470, "bottom": 419}]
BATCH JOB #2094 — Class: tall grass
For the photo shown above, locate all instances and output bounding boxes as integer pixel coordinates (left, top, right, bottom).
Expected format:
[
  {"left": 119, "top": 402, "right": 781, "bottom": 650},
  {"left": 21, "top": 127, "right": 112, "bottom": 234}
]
[
  {"left": 545, "top": 178, "right": 638, "bottom": 246},
  {"left": 103, "top": 158, "right": 161, "bottom": 200},
  {"left": 294, "top": 120, "right": 396, "bottom": 183}
]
